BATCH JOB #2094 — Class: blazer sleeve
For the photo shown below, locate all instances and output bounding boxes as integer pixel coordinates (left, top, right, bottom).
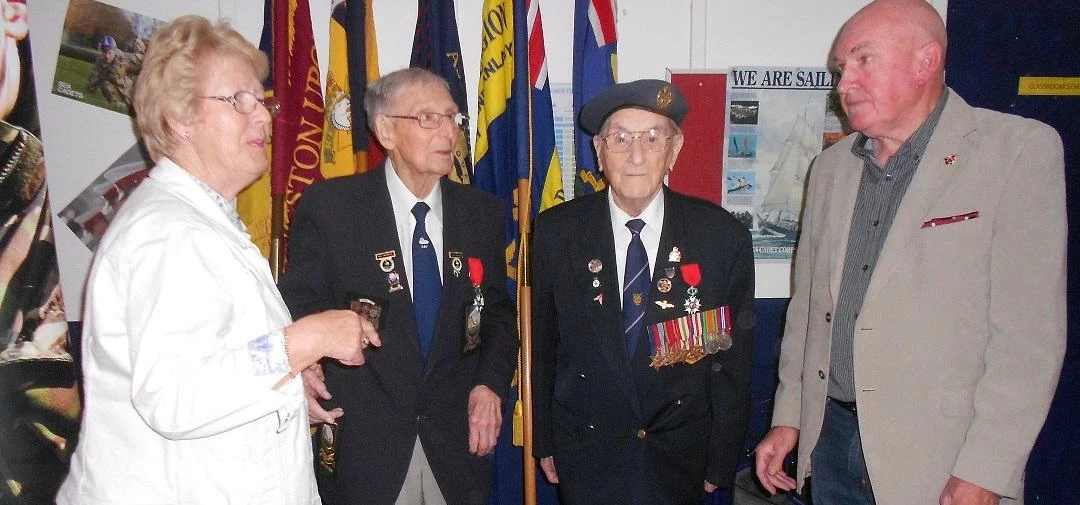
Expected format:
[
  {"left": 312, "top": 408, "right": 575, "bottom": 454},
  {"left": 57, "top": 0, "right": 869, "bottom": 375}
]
[
  {"left": 278, "top": 187, "right": 334, "bottom": 318},
  {"left": 949, "top": 123, "right": 1067, "bottom": 497},
  {"left": 770, "top": 156, "right": 827, "bottom": 429},
  {"left": 529, "top": 212, "right": 558, "bottom": 459},
  {"left": 472, "top": 197, "right": 519, "bottom": 400},
  {"left": 705, "top": 223, "right": 755, "bottom": 486}
]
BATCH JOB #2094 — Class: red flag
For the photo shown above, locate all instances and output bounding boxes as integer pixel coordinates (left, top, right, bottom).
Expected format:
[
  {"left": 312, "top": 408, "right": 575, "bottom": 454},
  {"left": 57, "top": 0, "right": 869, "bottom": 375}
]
[{"left": 270, "top": 0, "right": 325, "bottom": 266}]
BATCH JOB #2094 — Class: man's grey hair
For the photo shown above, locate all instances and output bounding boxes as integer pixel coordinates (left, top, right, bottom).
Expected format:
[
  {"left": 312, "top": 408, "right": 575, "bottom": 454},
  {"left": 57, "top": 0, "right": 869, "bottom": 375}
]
[{"left": 364, "top": 68, "right": 451, "bottom": 130}]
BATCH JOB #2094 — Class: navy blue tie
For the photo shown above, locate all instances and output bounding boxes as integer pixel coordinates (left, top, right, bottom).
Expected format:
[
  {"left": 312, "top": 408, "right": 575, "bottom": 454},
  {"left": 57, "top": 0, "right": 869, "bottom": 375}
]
[
  {"left": 411, "top": 202, "right": 441, "bottom": 358},
  {"left": 623, "top": 219, "right": 650, "bottom": 358}
]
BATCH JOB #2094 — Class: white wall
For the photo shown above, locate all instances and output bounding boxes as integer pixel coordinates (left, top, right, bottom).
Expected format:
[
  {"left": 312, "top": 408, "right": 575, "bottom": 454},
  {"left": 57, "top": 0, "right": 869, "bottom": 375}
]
[{"left": 31, "top": 0, "right": 947, "bottom": 315}]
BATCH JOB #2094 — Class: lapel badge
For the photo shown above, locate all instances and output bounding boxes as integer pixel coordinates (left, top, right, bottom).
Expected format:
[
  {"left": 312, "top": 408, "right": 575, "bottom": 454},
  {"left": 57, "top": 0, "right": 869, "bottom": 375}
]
[
  {"left": 375, "top": 251, "right": 396, "bottom": 273},
  {"left": 449, "top": 251, "right": 464, "bottom": 278},
  {"left": 664, "top": 267, "right": 675, "bottom": 279},
  {"left": 587, "top": 258, "right": 603, "bottom": 273},
  {"left": 387, "top": 271, "right": 403, "bottom": 292},
  {"left": 592, "top": 277, "right": 601, "bottom": 288},
  {"left": 668, "top": 246, "right": 682, "bottom": 263},
  {"left": 593, "top": 293, "right": 604, "bottom": 305},
  {"left": 944, "top": 154, "right": 957, "bottom": 165},
  {"left": 376, "top": 251, "right": 403, "bottom": 292},
  {"left": 657, "top": 278, "right": 672, "bottom": 293},
  {"left": 654, "top": 300, "right": 674, "bottom": 310}
]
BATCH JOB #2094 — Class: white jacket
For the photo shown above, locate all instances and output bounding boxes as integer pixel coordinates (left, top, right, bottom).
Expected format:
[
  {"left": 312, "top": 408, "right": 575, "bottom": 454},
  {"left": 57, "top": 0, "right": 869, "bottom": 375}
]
[{"left": 58, "top": 159, "right": 319, "bottom": 505}]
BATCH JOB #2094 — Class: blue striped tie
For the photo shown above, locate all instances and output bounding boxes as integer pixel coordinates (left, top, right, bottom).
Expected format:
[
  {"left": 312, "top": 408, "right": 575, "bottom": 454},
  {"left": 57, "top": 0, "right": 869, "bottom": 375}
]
[
  {"left": 623, "top": 219, "right": 650, "bottom": 358},
  {"left": 412, "top": 202, "right": 441, "bottom": 358}
]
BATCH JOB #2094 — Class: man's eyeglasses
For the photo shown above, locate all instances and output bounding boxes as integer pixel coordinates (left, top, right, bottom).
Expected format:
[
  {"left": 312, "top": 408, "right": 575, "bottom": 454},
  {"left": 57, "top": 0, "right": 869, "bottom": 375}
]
[
  {"left": 598, "top": 129, "right": 676, "bottom": 153},
  {"left": 386, "top": 112, "right": 469, "bottom": 130},
  {"left": 202, "top": 91, "right": 280, "bottom": 118}
]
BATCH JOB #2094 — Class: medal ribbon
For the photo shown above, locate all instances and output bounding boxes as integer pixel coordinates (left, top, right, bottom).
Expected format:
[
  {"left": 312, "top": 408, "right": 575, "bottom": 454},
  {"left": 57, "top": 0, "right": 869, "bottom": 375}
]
[
  {"left": 680, "top": 263, "right": 701, "bottom": 288},
  {"left": 468, "top": 257, "right": 483, "bottom": 288},
  {"left": 718, "top": 305, "right": 731, "bottom": 336}
]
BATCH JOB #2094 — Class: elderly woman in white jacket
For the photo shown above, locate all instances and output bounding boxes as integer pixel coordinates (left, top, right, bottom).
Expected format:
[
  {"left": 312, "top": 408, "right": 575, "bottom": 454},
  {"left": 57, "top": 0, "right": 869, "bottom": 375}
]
[{"left": 57, "top": 16, "right": 379, "bottom": 505}]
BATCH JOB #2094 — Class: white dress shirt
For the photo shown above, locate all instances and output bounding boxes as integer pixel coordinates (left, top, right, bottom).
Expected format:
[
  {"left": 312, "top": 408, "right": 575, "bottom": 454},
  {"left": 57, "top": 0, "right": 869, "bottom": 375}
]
[
  {"left": 609, "top": 189, "right": 665, "bottom": 305},
  {"left": 385, "top": 159, "right": 444, "bottom": 297},
  {"left": 58, "top": 159, "right": 319, "bottom": 505}
]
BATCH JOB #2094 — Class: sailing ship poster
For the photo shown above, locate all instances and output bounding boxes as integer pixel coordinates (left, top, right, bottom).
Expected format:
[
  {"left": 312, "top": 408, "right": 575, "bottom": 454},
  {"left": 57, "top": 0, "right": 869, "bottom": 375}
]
[{"left": 724, "top": 66, "right": 843, "bottom": 261}]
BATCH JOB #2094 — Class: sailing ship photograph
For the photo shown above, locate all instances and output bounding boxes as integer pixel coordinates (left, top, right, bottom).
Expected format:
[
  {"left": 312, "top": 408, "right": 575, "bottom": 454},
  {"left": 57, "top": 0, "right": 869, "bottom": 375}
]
[{"left": 723, "top": 66, "right": 839, "bottom": 261}]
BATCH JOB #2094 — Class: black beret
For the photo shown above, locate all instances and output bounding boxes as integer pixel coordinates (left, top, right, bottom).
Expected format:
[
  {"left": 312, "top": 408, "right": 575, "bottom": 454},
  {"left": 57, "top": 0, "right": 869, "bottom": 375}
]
[{"left": 579, "top": 79, "right": 689, "bottom": 135}]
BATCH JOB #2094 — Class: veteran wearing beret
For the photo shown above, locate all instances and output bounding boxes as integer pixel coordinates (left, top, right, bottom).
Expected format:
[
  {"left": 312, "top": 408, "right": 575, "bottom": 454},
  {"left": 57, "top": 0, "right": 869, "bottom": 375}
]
[{"left": 530, "top": 79, "right": 755, "bottom": 504}]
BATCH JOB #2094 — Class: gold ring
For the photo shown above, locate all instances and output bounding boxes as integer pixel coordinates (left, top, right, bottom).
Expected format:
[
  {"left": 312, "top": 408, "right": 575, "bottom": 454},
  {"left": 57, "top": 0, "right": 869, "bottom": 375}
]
[{"left": 361, "top": 337, "right": 370, "bottom": 348}]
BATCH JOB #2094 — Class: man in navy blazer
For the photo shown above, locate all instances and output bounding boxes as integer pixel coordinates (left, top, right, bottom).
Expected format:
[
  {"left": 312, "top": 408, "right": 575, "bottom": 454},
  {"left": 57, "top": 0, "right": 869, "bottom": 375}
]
[
  {"left": 531, "top": 79, "right": 755, "bottom": 504},
  {"left": 279, "top": 69, "right": 517, "bottom": 505}
]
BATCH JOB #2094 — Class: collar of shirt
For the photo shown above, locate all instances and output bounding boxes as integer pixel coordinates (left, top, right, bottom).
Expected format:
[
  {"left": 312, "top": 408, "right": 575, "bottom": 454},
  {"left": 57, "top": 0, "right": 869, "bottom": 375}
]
[
  {"left": 851, "top": 88, "right": 951, "bottom": 172},
  {"left": 158, "top": 157, "right": 248, "bottom": 236},
  {"left": 608, "top": 188, "right": 665, "bottom": 305},
  {"left": 385, "top": 160, "right": 444, "bottom": 296}
]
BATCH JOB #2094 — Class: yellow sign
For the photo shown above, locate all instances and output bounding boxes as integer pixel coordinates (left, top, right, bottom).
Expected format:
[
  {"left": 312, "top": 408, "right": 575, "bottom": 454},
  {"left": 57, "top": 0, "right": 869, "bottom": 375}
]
[{"left": 1018, "top": 77, "right": 1080, "bottom": 96}]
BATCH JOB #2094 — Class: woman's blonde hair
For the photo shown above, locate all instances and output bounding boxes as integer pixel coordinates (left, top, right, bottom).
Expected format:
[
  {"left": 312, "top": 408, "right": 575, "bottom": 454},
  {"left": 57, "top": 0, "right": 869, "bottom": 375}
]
[{"left": 133, "top": 16, "right": 268, "bottom": 160}]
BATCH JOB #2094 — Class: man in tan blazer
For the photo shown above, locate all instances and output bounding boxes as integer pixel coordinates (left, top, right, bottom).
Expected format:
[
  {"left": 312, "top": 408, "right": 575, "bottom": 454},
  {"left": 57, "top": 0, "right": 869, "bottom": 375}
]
[{"left": 753, "top": 1, "right": 1067, "bottom": 504}]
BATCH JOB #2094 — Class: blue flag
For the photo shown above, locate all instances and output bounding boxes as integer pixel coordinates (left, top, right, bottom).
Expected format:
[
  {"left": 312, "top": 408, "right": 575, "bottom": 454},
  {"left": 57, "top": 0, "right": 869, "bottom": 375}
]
[
  {"left": 474, "top": 0, "right": 563, "bottom": 298},
  {"left": 572, "top": 0, "right": 617, "bottom": 196},
  {"left": 411, "top": 0, "right": 472, "bottom": 184}
]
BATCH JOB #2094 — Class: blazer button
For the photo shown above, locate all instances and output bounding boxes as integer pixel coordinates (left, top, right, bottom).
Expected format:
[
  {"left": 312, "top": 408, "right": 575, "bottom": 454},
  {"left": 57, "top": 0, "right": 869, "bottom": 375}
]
[
  {"left": 825, "top": 312, "right": 832, "bottom": 323},
  {"left": 636, "top": 429, "right": 646, "bottom": 440},
  {"left": 818, "top": 370, "right": 826, "bottom": 380}
]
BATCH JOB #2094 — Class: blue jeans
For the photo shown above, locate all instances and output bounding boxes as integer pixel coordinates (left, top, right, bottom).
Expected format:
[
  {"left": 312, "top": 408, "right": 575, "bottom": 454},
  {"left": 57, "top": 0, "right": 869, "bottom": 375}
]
[{"left": 810, "top": 399, "right": 877, "bottom": 505}]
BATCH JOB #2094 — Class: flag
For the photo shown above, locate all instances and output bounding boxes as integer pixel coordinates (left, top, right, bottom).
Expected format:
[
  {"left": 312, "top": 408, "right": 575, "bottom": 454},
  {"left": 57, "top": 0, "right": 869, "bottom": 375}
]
[
  {"left": 321, "top": 0, "right": 382, "bottom": 178},
  {"left": 474, "top": 0, "right": 564, "bottom": 446},
  {"left": 474, "top": 0, "right": 528, "bottom": 296},
  {"left": 475, "top": 3, "right": 563, "bottom": 499},
  {"left": 320, "top": 1, "right": 355, "bottom": 178},
  {"left": 572, "top": 0, "right": 617, "bottom": 196},
  {"left": 272, "top": 0, "right": 325, "bottom": 269},
  {"left": 344, "top": 0, "right": 384, "bottom": 173},
  {"left": 525, "top": 0, "right": 565, "bottom": 216},
  {"left": 236, "top": 1, "right": 277, "bottom": 258},
  {"left": 411, "top": 0, "right": 472, "bottom": 184}
]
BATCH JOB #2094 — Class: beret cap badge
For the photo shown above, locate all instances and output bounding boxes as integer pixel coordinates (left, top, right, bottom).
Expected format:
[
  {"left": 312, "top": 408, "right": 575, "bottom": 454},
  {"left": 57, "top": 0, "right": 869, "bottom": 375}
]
[{"left": 656, "top": 86, "right": 673, "bottom": 110}]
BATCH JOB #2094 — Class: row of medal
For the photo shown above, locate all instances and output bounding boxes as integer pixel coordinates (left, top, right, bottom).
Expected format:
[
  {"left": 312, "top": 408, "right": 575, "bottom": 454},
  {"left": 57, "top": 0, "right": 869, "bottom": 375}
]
[{"left": 647, "top": 305, "right": 732, "bottom": 369}]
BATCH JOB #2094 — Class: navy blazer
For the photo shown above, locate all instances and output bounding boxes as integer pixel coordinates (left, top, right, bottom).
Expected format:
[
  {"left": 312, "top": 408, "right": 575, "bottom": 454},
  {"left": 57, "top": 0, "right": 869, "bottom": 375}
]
[
  {"left": 531, "top": 187, "right": 754, "bottom": 505},
  {"left": 279, "top": 165, "right": 518, "bottom": 505}
]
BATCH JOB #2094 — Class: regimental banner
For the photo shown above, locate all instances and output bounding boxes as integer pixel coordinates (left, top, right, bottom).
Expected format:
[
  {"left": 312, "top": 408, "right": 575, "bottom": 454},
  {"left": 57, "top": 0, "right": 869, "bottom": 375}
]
[{"left": 723, "top": 66, "right": 845, "bottom": 261}]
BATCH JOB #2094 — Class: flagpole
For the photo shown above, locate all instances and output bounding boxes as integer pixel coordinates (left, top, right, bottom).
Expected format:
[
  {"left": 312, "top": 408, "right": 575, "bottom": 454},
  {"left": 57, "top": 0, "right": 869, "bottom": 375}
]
[
  {"left": 520, "top": 7, "right": 538, "bottom": 496},
  {"left": 518, "top": 184, "right": 537, "bottom": 505},
  {"left": 270, "top": 194, "right": 284, "bottom": 280}
]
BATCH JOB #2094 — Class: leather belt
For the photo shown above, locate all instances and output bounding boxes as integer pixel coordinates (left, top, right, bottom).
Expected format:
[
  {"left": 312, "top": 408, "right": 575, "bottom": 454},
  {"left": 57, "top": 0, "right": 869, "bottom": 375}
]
[{"left": 828, "top": 397, "right": 858, "bottom": 417}]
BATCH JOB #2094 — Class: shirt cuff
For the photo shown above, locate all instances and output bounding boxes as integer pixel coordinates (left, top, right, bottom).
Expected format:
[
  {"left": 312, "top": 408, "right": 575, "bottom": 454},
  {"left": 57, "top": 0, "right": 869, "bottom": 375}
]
[{"left": 248, "top": 329, "right": 290, "bottom": 376}]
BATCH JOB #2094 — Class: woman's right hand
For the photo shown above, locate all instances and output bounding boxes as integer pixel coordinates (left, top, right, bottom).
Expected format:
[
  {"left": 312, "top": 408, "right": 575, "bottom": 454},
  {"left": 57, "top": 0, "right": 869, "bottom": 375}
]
[{"left": 285, "top": 310, "right": 381, "bottom": 368}]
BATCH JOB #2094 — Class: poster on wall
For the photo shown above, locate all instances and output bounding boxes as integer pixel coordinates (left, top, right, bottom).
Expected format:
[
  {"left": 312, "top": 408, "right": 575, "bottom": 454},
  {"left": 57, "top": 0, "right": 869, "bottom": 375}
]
[
  {"left": 0, "top": 2, "right": 81, "bottom": 503},
  {"left": 723, "top": 66, "right": 844, "bottom": 261},
  {"left": 59, "top": 144, "right": 150, "bottom": 252},
  {"left": 50, "top": 0, "right": 164, "bottom": 116}
]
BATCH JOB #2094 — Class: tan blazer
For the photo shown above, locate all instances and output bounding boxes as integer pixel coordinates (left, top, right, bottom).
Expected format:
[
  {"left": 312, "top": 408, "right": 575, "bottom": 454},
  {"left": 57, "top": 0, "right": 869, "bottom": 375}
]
[{"left": 771, "top": 91, "right": 1067, "bottom": 505}]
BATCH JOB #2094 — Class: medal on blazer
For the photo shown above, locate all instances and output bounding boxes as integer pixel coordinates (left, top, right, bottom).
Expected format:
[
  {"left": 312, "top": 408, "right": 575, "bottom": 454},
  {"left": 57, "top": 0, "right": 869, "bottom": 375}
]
[
  {"left": 681, "top": 263, "right": 702, "bottom": 314},
  {"left": 648, "top": 305, "right": 732, "bottom": 369},
  {"left": 375, "top": 250, "right": 403, "bottom": 293},
  {"left": 702, "top": 305, "right": 732, "bottom": 354},
  {"left": 317, "top": 421, "right": 341, "bottom": 475},
  {"left": 449, "top": 251, "right": 464, "bottom": 277},
  {"left": 464, "top": 257, "right": 484, "bottom": 352}
]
